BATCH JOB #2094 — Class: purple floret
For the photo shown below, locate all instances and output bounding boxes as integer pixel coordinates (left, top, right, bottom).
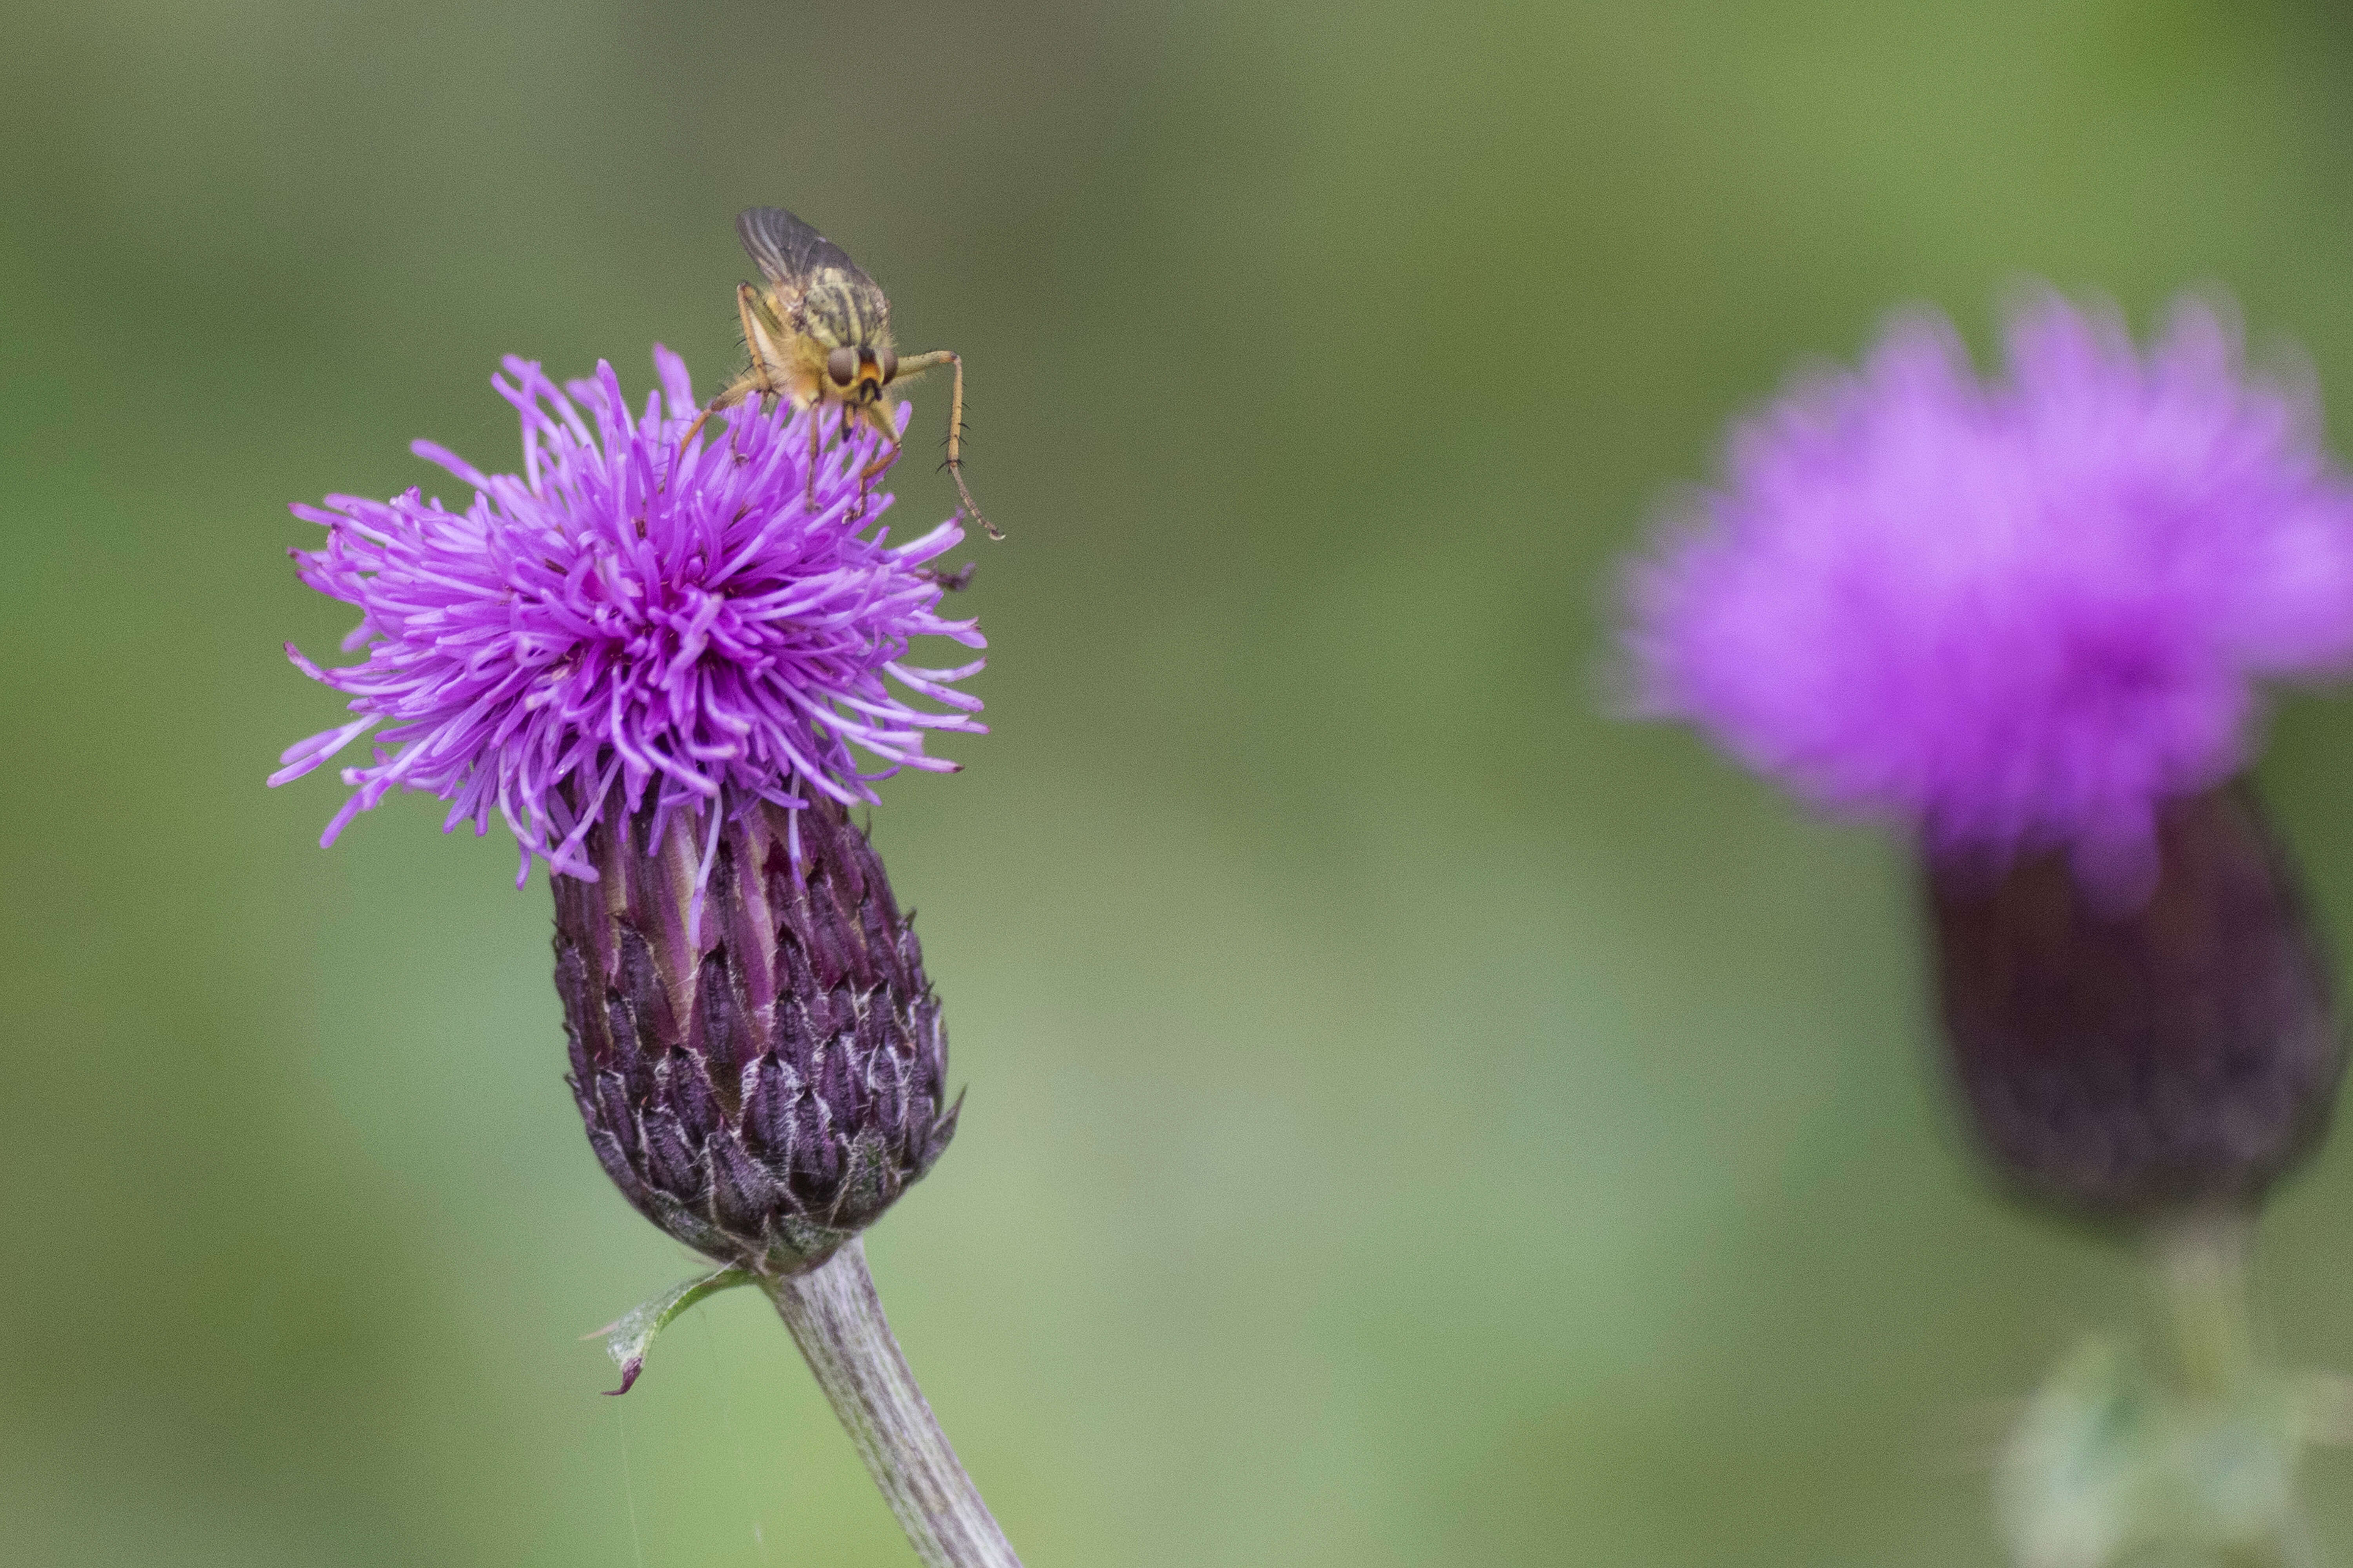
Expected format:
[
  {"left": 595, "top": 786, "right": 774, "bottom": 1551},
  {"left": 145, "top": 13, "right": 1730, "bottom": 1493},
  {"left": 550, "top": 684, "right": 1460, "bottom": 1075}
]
[
  {"left": 273, "top": 347, "right": 985, "bottom": 885},
  {"left": 1627, "top": 293, "right": 2353, "bottom": 893}
]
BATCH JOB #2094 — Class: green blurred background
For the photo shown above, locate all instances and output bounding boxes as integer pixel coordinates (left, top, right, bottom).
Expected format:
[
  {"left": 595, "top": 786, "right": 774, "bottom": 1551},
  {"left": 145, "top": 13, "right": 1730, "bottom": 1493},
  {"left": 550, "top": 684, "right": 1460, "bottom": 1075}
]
[{"left": 15, "top": 2, "right": 2353, "bottom": 1563}]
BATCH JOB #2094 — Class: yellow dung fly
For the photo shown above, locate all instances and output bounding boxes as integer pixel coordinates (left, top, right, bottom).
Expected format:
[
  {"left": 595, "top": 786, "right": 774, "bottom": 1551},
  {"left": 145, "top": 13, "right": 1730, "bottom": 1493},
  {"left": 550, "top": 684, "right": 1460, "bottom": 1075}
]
[{"left": 683, "top": 206, "right": 998, "bottom": 540}]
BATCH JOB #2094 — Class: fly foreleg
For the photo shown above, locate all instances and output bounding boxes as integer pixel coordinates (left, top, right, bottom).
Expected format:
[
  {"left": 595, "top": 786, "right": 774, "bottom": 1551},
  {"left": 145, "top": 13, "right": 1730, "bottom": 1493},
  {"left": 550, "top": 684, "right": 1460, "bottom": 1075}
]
[{"left": 891, "top": 350, "right": 998, "bottom": 540}]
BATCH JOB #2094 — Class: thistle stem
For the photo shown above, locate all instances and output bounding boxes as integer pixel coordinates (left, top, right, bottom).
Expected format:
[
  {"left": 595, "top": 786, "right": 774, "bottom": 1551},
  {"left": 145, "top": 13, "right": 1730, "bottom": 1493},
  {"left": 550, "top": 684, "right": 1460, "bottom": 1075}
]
[
  {"left": 2148, "top": 1210, "right": 2320, "bottom": 1568},
  {"left": 765, "top": 1237, "right": 1023, "bottom": 1568},
  {"left": 2150, "top": 1208, "right": 2256, "bottom": 1403}
]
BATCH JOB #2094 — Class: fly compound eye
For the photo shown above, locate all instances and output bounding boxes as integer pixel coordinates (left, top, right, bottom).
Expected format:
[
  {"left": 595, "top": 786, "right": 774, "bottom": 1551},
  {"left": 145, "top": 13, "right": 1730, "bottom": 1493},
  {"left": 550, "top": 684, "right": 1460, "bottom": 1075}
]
[
  {"left": 878, "top": 347, "right": 898, "bottom": 382},
  {"left": 827, "top": 347, "right": 858, "bottom": 387}
]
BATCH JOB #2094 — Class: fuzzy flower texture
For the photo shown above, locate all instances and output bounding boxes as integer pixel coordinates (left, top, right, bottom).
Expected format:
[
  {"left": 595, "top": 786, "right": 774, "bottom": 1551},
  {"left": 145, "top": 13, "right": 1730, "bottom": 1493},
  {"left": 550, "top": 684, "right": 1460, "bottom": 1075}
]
[
  {"left": 273, "top": 348, "right": 984, "bottom": 883},
  {"left": 1628, "top": 293, "right": 2353, "bottom": 891}
]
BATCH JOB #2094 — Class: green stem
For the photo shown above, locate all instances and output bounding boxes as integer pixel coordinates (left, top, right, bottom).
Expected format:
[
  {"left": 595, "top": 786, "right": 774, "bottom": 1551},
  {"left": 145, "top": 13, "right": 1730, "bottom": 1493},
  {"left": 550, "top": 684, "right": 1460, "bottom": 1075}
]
[
  {"left": 765, "top": 1237, "right": 1023, "bottom": 1568},
  {"left": 2149, "top": 1211, "right": 2320, "bottom": 1568},
  {"left": 2151, "top": 1209, "right": 2256, "bottom": 1403}
]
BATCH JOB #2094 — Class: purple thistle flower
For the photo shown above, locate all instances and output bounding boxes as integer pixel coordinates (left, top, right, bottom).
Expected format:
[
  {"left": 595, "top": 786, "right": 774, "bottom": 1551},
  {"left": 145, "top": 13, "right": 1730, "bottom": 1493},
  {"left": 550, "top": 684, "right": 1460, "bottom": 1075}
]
[
  {"left": 1626, "top": 292, "right": 2353, "bottom": 897},
  {"left": 1627, "top": 292, "right": 2353, "bottom": 1221},
  {"left": 271, "top": 347, "right": 985, "bottom": 885}
]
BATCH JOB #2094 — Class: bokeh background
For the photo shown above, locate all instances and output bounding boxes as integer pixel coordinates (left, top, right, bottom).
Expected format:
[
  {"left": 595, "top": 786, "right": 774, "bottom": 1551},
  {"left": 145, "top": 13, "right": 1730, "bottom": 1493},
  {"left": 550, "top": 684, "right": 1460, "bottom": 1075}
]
[{"left": 14, "top": 2, "right": 2353, "bottom": 1564}]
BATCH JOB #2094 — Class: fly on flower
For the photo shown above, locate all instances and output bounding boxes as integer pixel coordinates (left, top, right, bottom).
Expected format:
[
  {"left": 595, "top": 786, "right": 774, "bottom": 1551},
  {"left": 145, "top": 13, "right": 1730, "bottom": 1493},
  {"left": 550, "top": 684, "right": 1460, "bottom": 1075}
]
[{"left": 683, "top": 206, "right": 1001, "bottom": 540}]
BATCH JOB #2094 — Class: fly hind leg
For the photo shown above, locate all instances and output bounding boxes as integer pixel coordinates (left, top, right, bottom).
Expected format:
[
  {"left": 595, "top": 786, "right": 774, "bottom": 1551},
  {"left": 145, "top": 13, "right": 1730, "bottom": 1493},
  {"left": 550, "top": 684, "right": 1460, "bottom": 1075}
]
[
  {"left": 680, "top": 283, "right": 789, "bottom": 460},
  {"left": 678, "top": 378, "right": 753, "bottom": 459}
]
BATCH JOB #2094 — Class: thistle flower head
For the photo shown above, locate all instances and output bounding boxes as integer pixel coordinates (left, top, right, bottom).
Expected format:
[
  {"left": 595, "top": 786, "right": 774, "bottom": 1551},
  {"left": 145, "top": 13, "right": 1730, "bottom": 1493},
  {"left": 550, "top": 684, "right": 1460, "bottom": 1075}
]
[
  {"left": 272, "top": 347, "right": 984, "bottom": 883},
  {"left": 1627, "top": 292, "right": 2353, "bottom": 894},
  {"left": 1624, "top": 293, "right": 2353, "bottom": 1221}
]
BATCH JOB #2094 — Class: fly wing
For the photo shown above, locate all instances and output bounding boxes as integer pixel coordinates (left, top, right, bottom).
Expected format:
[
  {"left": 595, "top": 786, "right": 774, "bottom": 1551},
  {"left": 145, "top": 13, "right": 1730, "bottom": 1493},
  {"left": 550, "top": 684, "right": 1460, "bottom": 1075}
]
[
  {"left": 737, "top": 207, "right": 835, "bottom": 289},
  {"left": 736, "top": 206, "right": 891, "bottom": 349}
]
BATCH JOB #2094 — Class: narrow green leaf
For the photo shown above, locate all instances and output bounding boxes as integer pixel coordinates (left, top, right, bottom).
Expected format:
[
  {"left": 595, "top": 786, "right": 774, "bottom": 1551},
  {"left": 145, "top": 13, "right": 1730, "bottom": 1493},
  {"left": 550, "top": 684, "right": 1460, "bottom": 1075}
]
[{"left": 588, "top": 1268, "right": 755, "bottom": 1395}]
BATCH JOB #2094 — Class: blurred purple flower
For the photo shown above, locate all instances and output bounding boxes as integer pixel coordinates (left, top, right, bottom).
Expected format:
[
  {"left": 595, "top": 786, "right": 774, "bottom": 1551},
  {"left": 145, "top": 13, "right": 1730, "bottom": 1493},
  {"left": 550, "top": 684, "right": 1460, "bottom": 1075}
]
[
  {"left": 273, "top": 347, "right": 985, "bottom": 885},
  {"left": 1626, "top": 292, "right": 2353, "bottom": 894}
]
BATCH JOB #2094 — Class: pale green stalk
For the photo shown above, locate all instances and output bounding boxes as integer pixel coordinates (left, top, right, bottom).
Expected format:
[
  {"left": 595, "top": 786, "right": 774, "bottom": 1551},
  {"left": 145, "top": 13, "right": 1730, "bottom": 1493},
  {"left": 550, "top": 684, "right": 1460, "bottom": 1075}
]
[
  {"left": 765, "top": 1238, "right": 1024, "bottom": 1568},
  {"left": 2153, "top": 1211, "right": 2257, "bottom": 1405},
  {"left": 2150, "top": 1212, "right": 2314, "bottom": 1568}
]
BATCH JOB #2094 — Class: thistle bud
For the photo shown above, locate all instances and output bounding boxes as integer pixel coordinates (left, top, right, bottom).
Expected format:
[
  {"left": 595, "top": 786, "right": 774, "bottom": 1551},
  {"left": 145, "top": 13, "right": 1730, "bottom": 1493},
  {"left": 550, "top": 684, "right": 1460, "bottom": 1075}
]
[
  {"left": 1928, "top": 785, "right": 2343, "bottom": 1223},
  {"left": 555, "top": 796, "right": 958, "bottom": 1274}
]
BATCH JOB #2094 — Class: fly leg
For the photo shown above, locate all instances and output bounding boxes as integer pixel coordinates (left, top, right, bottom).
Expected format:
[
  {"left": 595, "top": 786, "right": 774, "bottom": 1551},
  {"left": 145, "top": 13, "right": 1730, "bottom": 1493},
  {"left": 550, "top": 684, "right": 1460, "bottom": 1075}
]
[
  {"left": 678, "top": 378, "right": 749, "bottom": 459},
  {"left": 850, "top": 402, "right": 908, "bottom": 525},
  {"left": 805, "top": 402, "right": 822, "bottom": 512},
  {"left": 890, "top": 350, "right": 999, "bottom": 540},
  {"left": 681, "top": 284, "right": 787, "bottom": 460}
]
